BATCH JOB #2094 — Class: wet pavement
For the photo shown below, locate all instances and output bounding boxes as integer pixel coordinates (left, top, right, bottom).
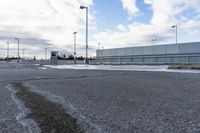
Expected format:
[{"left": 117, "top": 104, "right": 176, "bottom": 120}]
[{"left": 1, "top": 62, "right": 200, "bottom": 133}]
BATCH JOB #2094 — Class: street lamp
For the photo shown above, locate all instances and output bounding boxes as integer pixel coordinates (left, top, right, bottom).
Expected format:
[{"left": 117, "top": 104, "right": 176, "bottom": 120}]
[
  {"left": 152, "top": 39, "right": 157, "bottom": 45},
  {"left": 98, "top": 42, "right": 101, "bottom": 50},
  {"left": 171, "top": 25, "right": 177, "bottom": 44},
  {"left": 151, "top": 39, "right": 157, "bottom": 63},
  {"left": 171, "top": 25, "right": 179, "bottom": 54},
  {"left": 80, "top": 5, "right": 89, "bottom": 64},
  {"left": 45, "top": 48, "right": 47, "bottom": 60},
  {"left": 22, "top": 49, "right": 28, "bottom": 60},
  {"left": 14, "top": 37, "right": 20, "bottom": 63},
  {"left": 73, "top": 32, "right": 77, "bottom": 64},
  {"left": 7, "top": 42, "right": 9, "bottom": 63}
]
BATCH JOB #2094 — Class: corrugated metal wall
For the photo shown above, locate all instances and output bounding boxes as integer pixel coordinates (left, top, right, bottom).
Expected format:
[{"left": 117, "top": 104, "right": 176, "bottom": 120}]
[{"left": 96, "top": 42, "right": 200, "bottom": 64}]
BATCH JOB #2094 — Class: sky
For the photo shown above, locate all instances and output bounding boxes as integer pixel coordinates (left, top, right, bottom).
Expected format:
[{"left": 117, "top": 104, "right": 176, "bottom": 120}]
[{"left": 0, "top": 0, "right": 200, "bottom": 59}]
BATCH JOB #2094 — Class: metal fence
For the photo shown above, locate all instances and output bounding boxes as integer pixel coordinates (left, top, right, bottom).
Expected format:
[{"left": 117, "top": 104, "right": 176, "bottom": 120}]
[
  {"left": 96, "top": 42, "right": 200, "bottom": 65},
  {"left": 96, "top": 53, "right": 200, "bottom": 65}
]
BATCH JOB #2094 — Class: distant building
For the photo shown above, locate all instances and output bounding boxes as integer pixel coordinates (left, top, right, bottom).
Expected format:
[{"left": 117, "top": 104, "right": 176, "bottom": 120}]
[
  {"left": 50, "top": 51, "right": 58, "bottom": 65},
  {"left": 96, "top": 42, "right": 200, "bottom": 65}
]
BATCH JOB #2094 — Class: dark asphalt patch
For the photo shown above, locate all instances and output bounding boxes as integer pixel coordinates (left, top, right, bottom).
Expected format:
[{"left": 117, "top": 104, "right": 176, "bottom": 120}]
[{"left": 13, "top": 82, "right": 83, "bottom": 133}]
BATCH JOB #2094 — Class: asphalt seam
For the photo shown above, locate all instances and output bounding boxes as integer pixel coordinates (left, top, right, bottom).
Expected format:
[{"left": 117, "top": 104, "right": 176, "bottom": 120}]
[{"left": 0, "top": 72, "right": 129, "bottom": 83}]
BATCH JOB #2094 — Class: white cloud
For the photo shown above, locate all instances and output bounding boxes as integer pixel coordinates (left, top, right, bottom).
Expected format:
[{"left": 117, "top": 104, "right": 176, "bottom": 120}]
[
  {"left": 94, "top": 0, "right": 200, "bottom": 49},
  {"left": 0, "top": 0, "right": 200, "bottom": 58},
  {"left": 117, "top": 24, "right": 127, "bottom": 32},
  {"left": 121, "top": 0, "right": 139, "bottom": 17},
  {"left": 0, "top": 0, "right": 95, "bottom": 58}
]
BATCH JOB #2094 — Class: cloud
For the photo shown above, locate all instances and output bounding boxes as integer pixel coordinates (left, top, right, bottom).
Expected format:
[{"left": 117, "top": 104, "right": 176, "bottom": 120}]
[
  {"left": 94, "top": 0, "right": 200, "bottom": 49},
  {"left": 0, "top": 0, "right": 200, "bottom": 58},
  {"left": 0, "top": 0, "right": 95, "bottom": 58},
  {"left": 121, "top": 0, "right": 139, "bottom": 17},
  {"left": 117, "top": 24, "right": 127, "bottom": 32}
]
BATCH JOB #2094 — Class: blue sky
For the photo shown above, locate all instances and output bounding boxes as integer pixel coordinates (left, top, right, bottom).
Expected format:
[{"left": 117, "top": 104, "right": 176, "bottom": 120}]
[
  {"left": 0, "top": 0, "right": 200, "bottom": 58},
  {"left": 92, "top": 0, "right": 153, "bottom": 31},
  {"left": 93, "top": 0, "right": 128, "bottom": 30}
]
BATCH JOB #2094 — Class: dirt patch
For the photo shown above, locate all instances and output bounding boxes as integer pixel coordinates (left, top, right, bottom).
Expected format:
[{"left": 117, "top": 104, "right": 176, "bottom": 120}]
[
  {"left": 13, "top": 82, "right": 84, "bottom": 133},
  {"left": 168, "top": 65, "right": 200, "bottom": 70}
]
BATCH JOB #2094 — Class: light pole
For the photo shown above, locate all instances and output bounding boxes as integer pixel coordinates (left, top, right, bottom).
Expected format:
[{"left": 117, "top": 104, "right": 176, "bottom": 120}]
[
  {"left": 152, "top": 39, "right": 157, "bottom": 45},
  {"left": 171, "top": 25, "right": 177, "bottom": 44},
  {"left": 45, "top": 48, "right": 47, "bottom": 60},
  {"left": 7, "top": 42, "right": 9, "bottom": 63},
  {"left": 98, "top": 42, "right": 101, "bottom": 50},
  {"left": 152, "top": 38, "right": 157, "bottom": 54},
  {"left": 151, "top": 39, "right": 157, "bottom": 63},
  {"left": 80, "top": 5, "right": 89, "bottom": 64},
  {"left": 14, "top": 38, "right": 20, "bottom": 63},
  {"left": 22, "top": 49, "right": 27, "bottom": 60},
  {"left": 73, "top": 32, "right": 77, "bottom": 64},
  {"left": 171, "top": 25, "right": 179, "bottom": 53}
]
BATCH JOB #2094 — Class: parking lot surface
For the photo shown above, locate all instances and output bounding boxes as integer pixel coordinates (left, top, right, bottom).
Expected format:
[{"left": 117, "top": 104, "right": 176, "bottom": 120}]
[{"left": 1, "top": 62, "right": 200, "bottom": 133}]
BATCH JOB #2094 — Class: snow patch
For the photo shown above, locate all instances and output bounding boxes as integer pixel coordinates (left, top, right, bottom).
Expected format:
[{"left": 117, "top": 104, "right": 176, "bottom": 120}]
[{"left": 44, "top": 64, "right": 200, "bottom": 74}]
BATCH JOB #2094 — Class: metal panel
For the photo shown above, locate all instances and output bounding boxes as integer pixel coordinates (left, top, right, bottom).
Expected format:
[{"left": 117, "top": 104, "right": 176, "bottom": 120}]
[
  {"left": 97, "top": 50, "right": 103, "bottom": 57},
  {"left": 133, "top": 57, "right": 143, "bottom": 64},
  {"left": 143, "top": 46, "right": 154, "bottom": 55},
  {"left": 124, "top": 48, "right": 133, "bottom": 56},
  {"left": 171, "top": 57, "right": 179, "bottom": 63},
  {"left": 180, "top": 43, "right": 194, "bottom": 54},
  {"left": 143, "top": 57, "right": 154, "bottom": 64},
  {"left": 156, "top": 57, "right": 166, "bottom": 63},
  {"left": 96, "top": 50, "right": 100, "bottom": 57},
  {"left": 154, "top": 45, "right": 166, "bottom": 55},
  {"left": 193, "top": 42, "right": 200, "bottom": 53},
  {"left": 166, "top": 44, "right": 179, "bottom": 54},
  {"left": 133, "top": 47, "right": 143, "bottom": 55},
  {"left": 117, "top": 48, "right": 125, "bottom": 56},
  {"left": 109, "top": 49, "right": 117, "bottom": 56},
  {"left": 102, "top": 49, "right": 110, "bottom": 56},
  {"left": 189, "top": 56, "right": 200, "bottom": 63}
]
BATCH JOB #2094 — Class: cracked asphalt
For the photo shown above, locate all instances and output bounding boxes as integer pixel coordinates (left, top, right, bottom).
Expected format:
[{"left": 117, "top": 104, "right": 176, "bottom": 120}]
[{"left": 1, "top": 62, "right": 200, "bottom": 133}]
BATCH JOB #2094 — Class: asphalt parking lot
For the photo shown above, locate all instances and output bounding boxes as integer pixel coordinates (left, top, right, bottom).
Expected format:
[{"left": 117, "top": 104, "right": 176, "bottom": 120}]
[{"left": 1, "top": 62, "right": 200, "bottom": 133}]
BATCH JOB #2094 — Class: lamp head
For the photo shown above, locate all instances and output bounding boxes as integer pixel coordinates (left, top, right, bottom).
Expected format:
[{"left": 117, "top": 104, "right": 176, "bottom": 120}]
[
  {"left": 73, "top": 32, "right": 77, "bottom": 34},
  {"left": 171, "top": 25, "right": 176, "bottom": 28},
  {"left": 80, "top": 5, "right": 86, "bottom": 9}
]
